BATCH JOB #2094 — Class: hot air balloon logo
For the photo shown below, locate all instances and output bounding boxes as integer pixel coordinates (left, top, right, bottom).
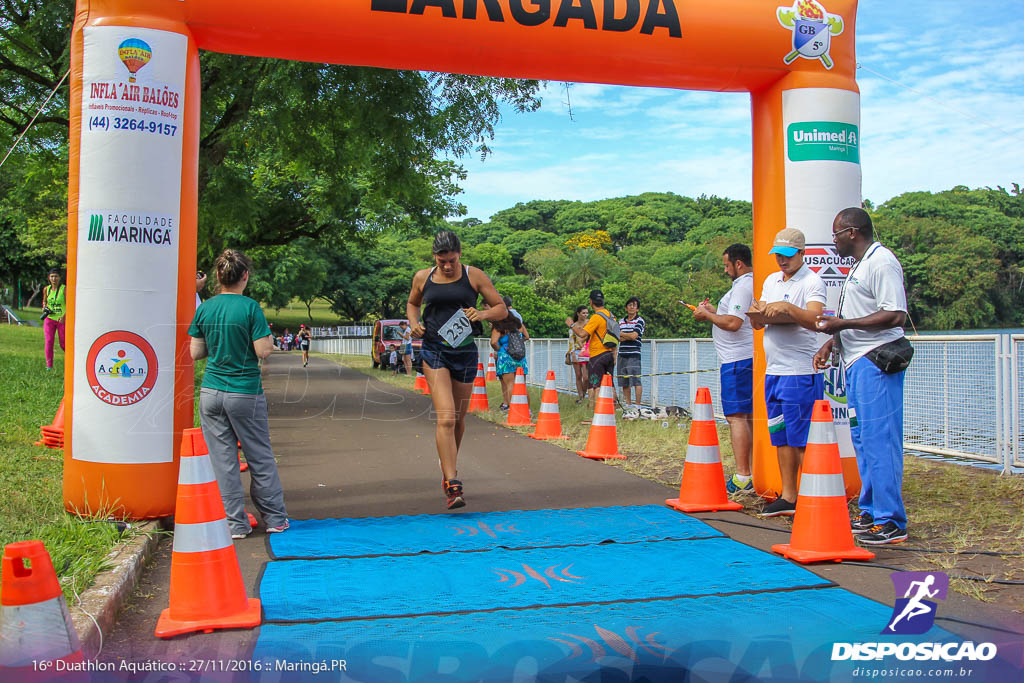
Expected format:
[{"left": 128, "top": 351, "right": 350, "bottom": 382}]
[{"left": 117, "top": 38, "right": 152, "bottom": 82}]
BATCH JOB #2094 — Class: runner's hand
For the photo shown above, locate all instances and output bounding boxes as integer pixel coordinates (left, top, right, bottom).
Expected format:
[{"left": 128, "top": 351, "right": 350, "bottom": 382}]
[
  {"left": 463, "top": 307, "right": 481, "bottom": 322},
  {"left": 409, "top": 322, "right": 426, "bottom": 338}
]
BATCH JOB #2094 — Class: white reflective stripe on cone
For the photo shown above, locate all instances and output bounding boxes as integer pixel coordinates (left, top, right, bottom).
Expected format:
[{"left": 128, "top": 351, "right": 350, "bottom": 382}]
[
  {"left": 592, "top": 413, "right": 616, "bottom": 427},
  {"left": 0, "top": 597, "right": 80, "bottom": 666},
  {"left": 598, "top": 385, "right": 614, "bottom": 399},
  {"left": 172, "top": 519, "right": 233, "bottom": 554},
  {"left": 806, "top": 420, "right": 838, "bottom": 445},
  {"left": 798, "top": 472, "right": 846, "bottom": 498},
  {"left": 692, "top": 403, "right": 714, "bottom": 422},
  {"left": 178, "top": 454, "right": 216, "bottom": 485},
  {"left": 510, "top": 395, "right": 529, "bottom": 404},
  {"left": 544, "top": 379, "right": 557, "bottom": 390},
  {"left": 684, "top": 444, "right": 721, "bottom": 464},
  {"left": 540, "top": 403, "right": 559, "bottom": 414},
  {"left": 472, "top": 386, "right": 486, "bottom": 394}
]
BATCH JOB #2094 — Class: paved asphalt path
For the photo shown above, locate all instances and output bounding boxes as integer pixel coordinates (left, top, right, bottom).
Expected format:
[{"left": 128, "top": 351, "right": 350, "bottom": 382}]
[{"left": 98, "top": 351, "right": 1024, "bottom": 676}]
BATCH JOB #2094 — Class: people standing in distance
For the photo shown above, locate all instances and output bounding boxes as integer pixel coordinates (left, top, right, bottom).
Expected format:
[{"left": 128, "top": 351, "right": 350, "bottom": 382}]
[
  {"left": 749, "top": 228, "right": 826, "bottom": 517},
  {"left": 566, "top": 289, "right": 615, "bottom": 408},
  {"left": 41, "top": 268, "right": 66, "bottom": 370},
  {"left": 399, "top": 320, "right": 414, "bottom": 377},
  {"left": 188, "top": 249, "right": 289, "bottom": 539},
  {"left": 814, "top": 207, "right": 911, "bottom": 545},
  {"left": 298, "top": 324, "right": 311, "bottom": 367},
  {"left": 491, "top": 295, "right": 530, "bottom": 411},
  {"left": 693, "top": 244, "right": 755, "bottom": 494},
  {"left": 568, "top": 305, "right": 590, "bottom": 403},
  {"left": 617, "top": 297, "right": 646, "bottom": 407},
  {"left": 406, "top": 230, "right": 507, "bottom": 510}
]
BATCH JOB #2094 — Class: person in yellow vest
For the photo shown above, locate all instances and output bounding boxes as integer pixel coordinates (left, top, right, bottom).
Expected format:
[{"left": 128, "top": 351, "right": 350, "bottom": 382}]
[{"left": 42, "top": 268, "right": 66, "bottom": 370}]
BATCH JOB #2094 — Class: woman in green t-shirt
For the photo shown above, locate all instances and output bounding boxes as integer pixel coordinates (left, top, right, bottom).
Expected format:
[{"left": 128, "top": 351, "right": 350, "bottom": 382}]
[
  {"left": 42, "top": 268, "right": 66, "bottom": 370},
  {"left": 188, "top": 249, "right": 289, "bottom": 539}
]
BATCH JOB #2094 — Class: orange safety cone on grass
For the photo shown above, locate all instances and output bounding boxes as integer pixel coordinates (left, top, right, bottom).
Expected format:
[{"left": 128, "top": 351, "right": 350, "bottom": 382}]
[
  {"left": 413, "top": 371, "right": 430, "bottom": 395},
  {"left": 34, "top": 399, "right": 65, "bottom": 449},
  {"left": 530, "top": 371, "right": 568, "bottom": 440},
  {"left": 577, "top": 374, "right": 625, "bottom": 460},
  {"left": 772, "top": 400, "right": 876, "bottom": 563},
  {"left": 506, "top": 367, "right": 532, "bottom": 426},
  {"left": 666, "top": 387, "right": 741, "bottom": 512},
  {"left": 155, "top": 428, "right": 260, "bottom": 638},
  {"left": 0, "top": 540, "right": 84, "bottom": 679},
  {"left": 485, "top": 353, "right": 497, "bottom": 382},
  {"left": 467, "top": 363, "right": 489, "bottom": 413}
]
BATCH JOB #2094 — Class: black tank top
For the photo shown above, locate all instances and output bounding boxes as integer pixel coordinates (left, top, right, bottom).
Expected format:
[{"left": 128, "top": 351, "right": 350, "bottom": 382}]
[{"left": 422, "top": 266, "right": 478, "bottom": 347}]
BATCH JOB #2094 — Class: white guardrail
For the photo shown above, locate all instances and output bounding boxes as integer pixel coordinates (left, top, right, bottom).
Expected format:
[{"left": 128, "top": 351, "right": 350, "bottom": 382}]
[{"left": 312, "top": 334, "right": 1022, "bottom": 474}]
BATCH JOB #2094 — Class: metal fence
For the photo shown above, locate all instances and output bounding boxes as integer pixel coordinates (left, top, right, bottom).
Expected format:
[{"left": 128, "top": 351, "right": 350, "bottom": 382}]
[
  {"left": 312, "top": 325, "right": 372, "bottom": 338},
  {"left": 315, "top": 334, "right": 1022, "bottom": 473}
]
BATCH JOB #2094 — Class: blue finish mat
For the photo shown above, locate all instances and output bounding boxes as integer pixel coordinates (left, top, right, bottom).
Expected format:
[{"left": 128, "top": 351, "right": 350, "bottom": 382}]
[
  {"left": 260, "top": 537, "right": 832, "bottom": 622},
  {"left": 252, "top": 588, "right": 991, "bottom": 683},
  {"left": 267, "top": 505, "right": 723, "bottom": 559}
]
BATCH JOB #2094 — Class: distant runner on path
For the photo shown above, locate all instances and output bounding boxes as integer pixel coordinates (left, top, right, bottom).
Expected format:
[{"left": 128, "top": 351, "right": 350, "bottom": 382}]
[{"left": 406, "top": 230, "right": 507, "bottom": 510}]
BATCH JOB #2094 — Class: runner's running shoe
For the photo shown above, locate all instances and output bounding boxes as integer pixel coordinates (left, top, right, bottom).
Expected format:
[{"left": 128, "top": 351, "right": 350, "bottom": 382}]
[
  {"left": 758, "top": 497, "right": 796, "bottom": 517},
  {"left": 725, "top": 474, "right": 753, "bottom": 494},
  {"left": 851, "top": 512, "right": 874, "bottom": 535},
  {"left": 857, "top": 521, "right": 908, "bottom": 545},
  {"left": 443, "top": 478, "right": 465, "bottom": 510}
]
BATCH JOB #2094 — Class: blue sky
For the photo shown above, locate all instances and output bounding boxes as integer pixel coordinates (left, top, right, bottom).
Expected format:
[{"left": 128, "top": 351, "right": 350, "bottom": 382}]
[{"left": 452, "top": 1, "right": 1024, "bottom": 221}]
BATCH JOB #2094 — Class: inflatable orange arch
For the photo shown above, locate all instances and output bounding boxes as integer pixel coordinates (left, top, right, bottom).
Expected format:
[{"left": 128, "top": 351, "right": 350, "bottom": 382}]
[{"left": 65, "top": 0, "right": 862, "bottom": 518}]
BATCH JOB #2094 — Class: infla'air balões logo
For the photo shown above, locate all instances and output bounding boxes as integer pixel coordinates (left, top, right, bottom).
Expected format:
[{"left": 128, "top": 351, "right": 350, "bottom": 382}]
[
  {"left": 117, "top": 38, "right": 152, "bottom": 82},
  {"left": 86, "top": 331, "right": 158, "bottom": 407},
  {"left": 777, "top": 0, "right": 844, "bottom": 69},
  {"left": 883, "top": 571, "right": 949, "bottom": 635}
]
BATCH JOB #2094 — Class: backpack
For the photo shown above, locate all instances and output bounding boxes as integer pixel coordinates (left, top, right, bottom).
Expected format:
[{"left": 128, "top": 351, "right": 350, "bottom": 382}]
[
  {"left": 595, "top": 311, "right": 620, "bottom": 349},
  {"left": 506, "top": 331, "right": 526, "bottom": 360}
]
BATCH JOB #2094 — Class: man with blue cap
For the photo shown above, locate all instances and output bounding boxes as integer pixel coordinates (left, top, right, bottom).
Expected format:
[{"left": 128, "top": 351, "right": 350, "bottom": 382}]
[{"left": 750, "top": 227, "right": 826, "bottom": 517}]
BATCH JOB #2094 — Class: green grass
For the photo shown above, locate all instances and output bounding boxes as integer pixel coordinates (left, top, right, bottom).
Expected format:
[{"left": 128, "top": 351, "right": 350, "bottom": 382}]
[
  {"left": 327, "top": 352, "right": 1024, "bottom": 612},
  {"left": 0, "top": 324, "right": 138, "bottom": 603},
  {"left": 261, "top": 298, "right": 343, "bottom": 330}
]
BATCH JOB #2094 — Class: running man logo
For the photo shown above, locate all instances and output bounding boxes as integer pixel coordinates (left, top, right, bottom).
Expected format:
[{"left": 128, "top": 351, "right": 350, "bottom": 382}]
[
  {"left": 883, "top": 571, "right": 949, "bottom": 635},
  {"left": 88, "top": 213, "right": 105, "bottom": 241}
]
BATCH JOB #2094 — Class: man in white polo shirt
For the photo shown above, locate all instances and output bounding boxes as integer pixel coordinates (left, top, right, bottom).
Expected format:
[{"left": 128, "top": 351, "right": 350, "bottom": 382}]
[
  {"left": 694, "top": 243, "right": 754, "bottom": 494},
  {"left": 749, "top": 228, "right": 826, "bottom": 517},
  {"left": 815, "top": 208, "right": 911, "bottom": 545}
]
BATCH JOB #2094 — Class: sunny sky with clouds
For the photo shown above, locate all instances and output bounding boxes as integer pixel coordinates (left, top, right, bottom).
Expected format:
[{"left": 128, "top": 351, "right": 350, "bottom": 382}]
[{"left": 453, "top": 1, "right": 1024, "bottom": 221}]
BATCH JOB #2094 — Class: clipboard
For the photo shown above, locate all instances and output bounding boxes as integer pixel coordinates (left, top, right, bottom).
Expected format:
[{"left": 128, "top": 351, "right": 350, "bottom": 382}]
[{"left": 746, "top": 307, "right": 797, "bottom": 326}]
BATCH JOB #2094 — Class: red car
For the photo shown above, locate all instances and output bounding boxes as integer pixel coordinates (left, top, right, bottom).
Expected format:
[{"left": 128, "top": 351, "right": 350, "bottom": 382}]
[{"left": 371, "top": 319, "right": 422, "bottom": 371}]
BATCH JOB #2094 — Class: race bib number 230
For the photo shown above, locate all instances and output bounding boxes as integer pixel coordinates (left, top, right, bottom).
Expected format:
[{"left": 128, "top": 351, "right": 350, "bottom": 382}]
[{"left": 438, "top": 309, "right": 472, "bottom": 347}]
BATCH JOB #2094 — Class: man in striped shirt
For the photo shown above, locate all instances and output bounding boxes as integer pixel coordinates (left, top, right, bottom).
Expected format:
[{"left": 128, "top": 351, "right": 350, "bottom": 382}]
[{"left": 617, "top": 297, "right": 646, "bottom": 406}]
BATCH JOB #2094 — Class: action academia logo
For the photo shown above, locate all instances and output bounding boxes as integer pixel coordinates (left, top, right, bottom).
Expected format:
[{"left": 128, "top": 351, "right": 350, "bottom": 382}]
[
  {"left": 86, "top": 331, "right": 158, "bottom": 407},
  {"left": 776, "top": 0, "right": 844, "bottom": 70}
]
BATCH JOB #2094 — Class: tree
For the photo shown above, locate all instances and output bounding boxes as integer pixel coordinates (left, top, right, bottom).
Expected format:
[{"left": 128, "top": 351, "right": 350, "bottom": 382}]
[
  {"left": 464, "top": 243, "right": 513, "bottom": 277},
  {"left": 500, "top": 229, "right": 562, "bottom": 266}
]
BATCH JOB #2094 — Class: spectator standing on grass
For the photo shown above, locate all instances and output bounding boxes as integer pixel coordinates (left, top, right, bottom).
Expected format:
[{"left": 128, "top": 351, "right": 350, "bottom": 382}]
[
  {"left": 693, "top": 243, "right": 755, "bottom": 494},
  {"left": 617, "top": 297, "right": 645, "bottom": 406},
  {"left": 491, "top": 295, "right": 530, "bottom": 411},
  {"left": 188, "top": 249, "right": 289, "bottom": 539},
  {"left": 42, "top": 268, "right": 66, "bottom": 370},
  {"left": 399, "top": 320, "right": 414, "bottom": 376},
  {"left": 566, "top": 289, "right": 615, "bottom": 407},
  {"left": 814, "top": 208, "right": 911, "bottom": 546},
  {"left": 569, "top": 305, "right": 590, "bottom": 403},
  {"left": 390, "top": 344, "right": 400, "bottom": 374},
  {"left": 749, "top": 228, "right": 826, "bottom": 518}
]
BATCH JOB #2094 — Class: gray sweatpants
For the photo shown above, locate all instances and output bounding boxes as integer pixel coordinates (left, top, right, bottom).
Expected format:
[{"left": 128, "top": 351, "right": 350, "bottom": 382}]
[{"left": 199, "top": 388, "right": 288, "bottom": 535}]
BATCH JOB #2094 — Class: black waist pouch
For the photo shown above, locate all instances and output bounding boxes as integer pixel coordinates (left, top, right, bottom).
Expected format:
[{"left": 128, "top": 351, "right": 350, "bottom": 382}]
[{"left": 866, "top": 337, "right": 914, "bottom": 374}]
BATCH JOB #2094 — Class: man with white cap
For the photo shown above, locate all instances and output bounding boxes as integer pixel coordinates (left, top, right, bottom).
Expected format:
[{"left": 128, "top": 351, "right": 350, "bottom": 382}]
[{"left": 749, "top": 228, "right": 826, "bottom": 517}]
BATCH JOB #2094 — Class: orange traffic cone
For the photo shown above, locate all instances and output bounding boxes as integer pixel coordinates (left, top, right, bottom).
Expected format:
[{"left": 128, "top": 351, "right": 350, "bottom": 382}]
[
  {"left": 155, "top": 428, "right": 261, "bottom": 638},
  {"left": 485, "top": 353, "right": 497, "bottom": 382},
  {"left": 413, "top": 371, "right": 430, "bottom": 395},
  {"left": 237, "top": 442, "right": 248, "bottom": 472},
  {"left": 0, "top": 541, "right": 84, "bottom": 679},
  {"left": 506, "top": 367, "right": 531, "bottom": 426},
  {"left": 772, "top": 400, "right": 876, "bottom": 563},
  {"left": 247, "top": 511, "right": 258, "bottom": 528},
  {"left": 530, "top": 370, "right": 568, "bottom": 440},
  {"left": 666, "top": 387, "right": 742, "bottom": 512},
  {"left": 34, "top": 399, "right": 65, "bottom": 449},
  {"left": 467, "top": 363, "right": 489, "bottom": 413},
  {"left": 577, "top": 374, "right": 625, "bottom": 460}
]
